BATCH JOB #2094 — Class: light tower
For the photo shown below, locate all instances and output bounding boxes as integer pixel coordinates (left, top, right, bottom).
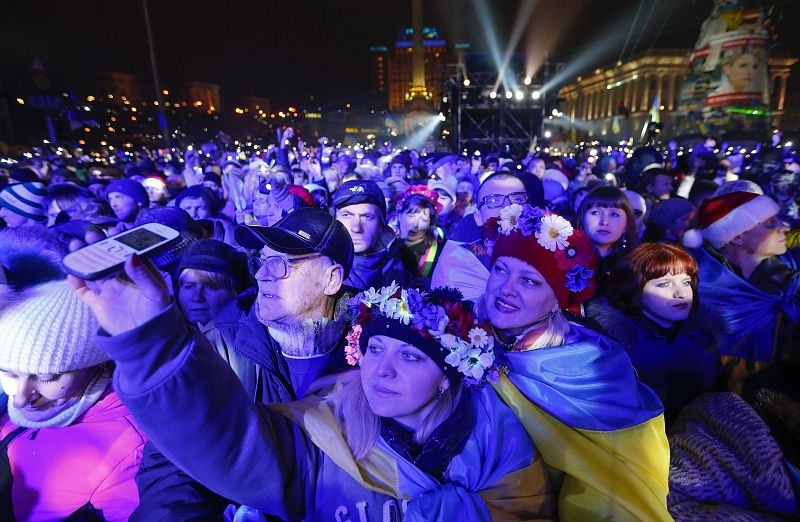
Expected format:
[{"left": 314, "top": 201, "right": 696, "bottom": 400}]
[{"left": 405, "top": 0, "right": 433, "bottom": 109}]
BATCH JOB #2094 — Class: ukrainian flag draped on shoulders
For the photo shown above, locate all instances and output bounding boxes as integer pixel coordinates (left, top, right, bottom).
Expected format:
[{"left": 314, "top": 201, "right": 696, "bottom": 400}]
[
  {"left": 692, "top": 246, "right": 800, "bottom": 362},
  {"left": 492, "top": 322, "right": 672, "bottom": 521},
  {"left": 271, "top": 383, "right": 555, "bottom": 521}
]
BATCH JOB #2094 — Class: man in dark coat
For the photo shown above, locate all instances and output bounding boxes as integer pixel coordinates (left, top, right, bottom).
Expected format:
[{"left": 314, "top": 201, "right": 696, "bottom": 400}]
[{"left": 132, "top": 208, "right": 355, "bottom": 519}]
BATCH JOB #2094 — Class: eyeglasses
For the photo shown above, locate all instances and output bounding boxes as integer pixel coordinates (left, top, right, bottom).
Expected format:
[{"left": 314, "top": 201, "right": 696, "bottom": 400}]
[
  {"left": 248, "top": 253, "right": 324, "bottom": 279},
  {"left": 478, "top": 192, "right": 528, "bottom": 209}
]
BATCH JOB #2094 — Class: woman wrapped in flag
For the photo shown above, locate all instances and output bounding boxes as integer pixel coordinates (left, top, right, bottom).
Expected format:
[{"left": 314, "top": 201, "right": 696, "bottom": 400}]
[
  {"left": 477, "top": 204, "right": 672, "bottom": 521},
  {"left": 71, "top": 255, "right": 556, "bottom": 520}
]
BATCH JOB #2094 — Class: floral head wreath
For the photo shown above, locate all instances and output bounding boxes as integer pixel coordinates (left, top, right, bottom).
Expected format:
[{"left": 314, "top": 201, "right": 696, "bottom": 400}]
[
  {"left": 488, "top": 204, "right": 596, "bottom": 312},
  {"left": 399, "top": 185, "right": 443, "bottom": 214},
  {"left": 345, "top": 284, "right": 501, "bottom": 387}
]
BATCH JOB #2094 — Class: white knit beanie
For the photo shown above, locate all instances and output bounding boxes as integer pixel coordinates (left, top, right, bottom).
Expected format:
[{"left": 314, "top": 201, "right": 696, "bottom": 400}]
[{"left": 0, "top": 281, "right": 107, "bottom": 374}]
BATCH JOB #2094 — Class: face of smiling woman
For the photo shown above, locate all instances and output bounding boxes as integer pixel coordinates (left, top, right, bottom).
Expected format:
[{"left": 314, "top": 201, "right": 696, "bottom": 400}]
[{"left": 484, "top": 256, "right": 559, "bottom": 336}]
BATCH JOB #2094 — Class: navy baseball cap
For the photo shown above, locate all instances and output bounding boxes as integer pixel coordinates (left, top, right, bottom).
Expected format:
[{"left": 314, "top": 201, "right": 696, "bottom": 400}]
[
  {"left": 331, "top": 180, "right": 387, "bottom": 222},
  {"left": 235, "top": 207, "right": 354, "bottom": 278}
]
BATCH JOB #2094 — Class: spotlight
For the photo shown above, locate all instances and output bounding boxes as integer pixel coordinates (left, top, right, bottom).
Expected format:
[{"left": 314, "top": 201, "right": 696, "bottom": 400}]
[
  {"left": 438, "top": 112, "right": 447, "bottom": 122},
  {"left": 523, "top": 77, "right": 532, "bottom": 86},
  {"left": 544, "top": 130, "right": 552, "bottom": 138},
  {"left": 551, "top": 109, "right": 560, "bottom": 117},
  {"left": 463, "top": 78, "right": 471, "bottom": 87},
  {"left": 531, "top": 90, "right": 541, "bottom": 100},
  {"left": 489, "top": 91, "right": 497, "bottom": 99},
  {"left": 505, "top": 91, "right": 513, "bottom": 99},
  {"left": 514, "top": 92, "right": 523, "bottom": 100}
]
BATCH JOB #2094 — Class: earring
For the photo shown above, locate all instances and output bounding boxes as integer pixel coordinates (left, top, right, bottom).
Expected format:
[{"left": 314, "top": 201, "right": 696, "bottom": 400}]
[
  {"left": 620, "top": 235, "right": 628, "bottom": 249},
  {"left": 435, "top": 387, "right": 446, "bottom": 400}
]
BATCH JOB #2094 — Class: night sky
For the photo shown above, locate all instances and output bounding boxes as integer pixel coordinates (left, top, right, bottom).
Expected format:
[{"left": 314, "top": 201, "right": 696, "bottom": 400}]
[{"left": 2, "top": 0, "right": 799, "bottom": 109}]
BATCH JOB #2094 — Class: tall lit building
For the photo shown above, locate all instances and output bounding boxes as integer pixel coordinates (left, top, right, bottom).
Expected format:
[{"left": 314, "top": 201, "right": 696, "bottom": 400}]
[
  {"left": 370, "top": 46, "right": 388, "bottom": 93},
  {"left": 382, "top": 26, "right": 449, "bottom": 111}
]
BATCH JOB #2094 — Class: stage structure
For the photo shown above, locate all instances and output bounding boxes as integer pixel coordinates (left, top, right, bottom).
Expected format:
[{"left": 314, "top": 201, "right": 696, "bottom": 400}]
[{"left": 445, "top": 53, "right": 563, "bottom": 153}]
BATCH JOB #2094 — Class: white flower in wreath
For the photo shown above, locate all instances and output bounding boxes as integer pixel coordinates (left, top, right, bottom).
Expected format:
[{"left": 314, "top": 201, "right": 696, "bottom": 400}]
[
  {"left": 457, "top": 347, "right": 495, "bottom": 380},
  {"left": 498, "top": 204, "right": 524, "bottom": 235},
  {"left": 468, "top": 327, "right": 490, "bottom": 349},
  {"left": 535, "top": 214, "right": 573, "bottom": 252},
  {"left": 444, "top": 344, "right": 467, "bottom": 366},
  {"left": 440, "top": 333, "right": 461, "bottom": 350},
  {"left": 359, "top": 287, "right": 381, "bottom": 308},
  {"left": 384, "top": 298, "right": 413, "bottom": 325},
  {"left": 379, "top": 281, "right": 400, "bottom": 301}
]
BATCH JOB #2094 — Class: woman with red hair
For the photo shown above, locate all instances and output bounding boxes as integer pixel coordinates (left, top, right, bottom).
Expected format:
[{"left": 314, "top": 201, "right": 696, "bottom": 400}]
[{"left": 586, "top": 243, "right": 723, "bottom": 426}]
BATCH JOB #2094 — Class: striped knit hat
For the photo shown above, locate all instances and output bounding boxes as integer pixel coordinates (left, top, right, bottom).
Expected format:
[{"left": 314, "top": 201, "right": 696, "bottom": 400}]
[{"left": 0, "top": 182, "right": 47, "bottom": 222}]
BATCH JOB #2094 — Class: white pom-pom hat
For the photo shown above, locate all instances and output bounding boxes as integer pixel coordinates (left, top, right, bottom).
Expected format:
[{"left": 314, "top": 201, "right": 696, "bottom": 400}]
[
  {"left": 0, "top": 281, "right": 106, "bottom": 374},
  {"left": 684, "top": 191, "right": 780, "bottom": 250}
]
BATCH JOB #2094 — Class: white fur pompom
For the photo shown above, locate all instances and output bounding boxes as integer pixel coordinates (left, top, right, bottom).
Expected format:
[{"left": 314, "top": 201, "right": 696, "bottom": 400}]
[{"left": 682, "top": 229, "right": 704, "bottom": 249}]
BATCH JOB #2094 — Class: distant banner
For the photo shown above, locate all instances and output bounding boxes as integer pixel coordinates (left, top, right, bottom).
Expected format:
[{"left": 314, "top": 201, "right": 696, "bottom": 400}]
[
  {"left": 675, "top": 1, "right": 771, "bottom": 135},
  {"left": 703, "top": 31, "right": 769, "bottom": 108}
]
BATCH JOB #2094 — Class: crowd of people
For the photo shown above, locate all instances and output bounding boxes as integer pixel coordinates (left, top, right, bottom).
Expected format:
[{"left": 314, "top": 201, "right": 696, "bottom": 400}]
[{"left": 0, "top": 130, "right": 798, "bottom": 520}]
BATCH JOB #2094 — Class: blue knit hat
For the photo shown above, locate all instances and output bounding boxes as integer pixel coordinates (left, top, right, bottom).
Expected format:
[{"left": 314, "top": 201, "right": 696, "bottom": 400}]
[
  {"left": 174, "top": 186, "right": 219, "bottom": 217},
  {"left": 0, "top": 182, "right": 47, "bottom": 222},
  {"left": 105, "top": 179, "right": 149, "bottom": 208},
  {"left": 176, "top": 239, "right": 252, "bottom": 292}
]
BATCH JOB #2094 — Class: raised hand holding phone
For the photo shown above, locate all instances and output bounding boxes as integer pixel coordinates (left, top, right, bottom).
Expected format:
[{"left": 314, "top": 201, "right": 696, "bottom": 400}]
[
  {"left": 63, "top": 223, "right": 180, "bottom": 280},
  {"left": 69, "top": 254, "right": 170, "bottom": 336}
]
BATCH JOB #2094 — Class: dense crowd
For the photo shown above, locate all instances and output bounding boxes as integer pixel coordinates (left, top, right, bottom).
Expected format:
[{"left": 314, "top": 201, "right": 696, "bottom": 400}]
[{"left": 0, "top": 131, "right": 798, "bottom": 520}]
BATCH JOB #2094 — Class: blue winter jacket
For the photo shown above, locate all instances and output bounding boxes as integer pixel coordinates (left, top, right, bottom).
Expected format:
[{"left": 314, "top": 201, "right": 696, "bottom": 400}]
[
  {"left": 132, "top": 291, "right": 348, "bottom": 520},
  {"left": 99, "top": 304, "right": 547, "bottom": 521}
]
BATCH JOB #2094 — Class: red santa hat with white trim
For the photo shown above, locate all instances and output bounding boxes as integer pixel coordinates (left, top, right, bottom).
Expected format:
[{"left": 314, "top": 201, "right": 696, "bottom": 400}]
[{"left": 683, "top": 191, "right": 780, "bottom": 249}]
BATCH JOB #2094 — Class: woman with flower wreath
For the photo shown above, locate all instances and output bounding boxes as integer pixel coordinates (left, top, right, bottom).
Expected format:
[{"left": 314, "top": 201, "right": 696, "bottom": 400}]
[
  {"left": 478, "top": 203, "right": 672, "bottom": 521},
  {"left": 69, "top": 257, "right": 556, "bottom": 521},
  {"left": 396, "top": 185, "right": 447, "bottom": 290}
]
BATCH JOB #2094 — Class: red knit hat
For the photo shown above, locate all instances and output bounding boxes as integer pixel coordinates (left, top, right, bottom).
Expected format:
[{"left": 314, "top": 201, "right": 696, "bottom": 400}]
[
  {"left": 683, "top": 191, "right": 780, "bottom": 249},
  {"left": 488, "top": 205, "right": 596, "bottom": 314}
]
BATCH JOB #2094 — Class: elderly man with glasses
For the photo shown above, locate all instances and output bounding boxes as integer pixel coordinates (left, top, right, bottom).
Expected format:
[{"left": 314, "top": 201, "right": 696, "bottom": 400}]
[{"left": 133, "top": 207, "right": 356, "bottom": 519}]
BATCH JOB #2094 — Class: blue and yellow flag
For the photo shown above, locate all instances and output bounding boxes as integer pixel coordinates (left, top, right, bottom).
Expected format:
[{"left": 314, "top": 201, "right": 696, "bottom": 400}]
[
  {"left": 650, "top": 94, "right": 661, "bottom": 124},
  {"left": 273, "top": 385, "right": 553, "bottom": 521},
  {"left": 492, "top": 324, "right": 672, "bottom": 521}
]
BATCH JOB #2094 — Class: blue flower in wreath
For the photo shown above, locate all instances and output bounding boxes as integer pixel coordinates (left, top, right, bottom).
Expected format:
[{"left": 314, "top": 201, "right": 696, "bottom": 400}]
[
  {"left": 565, "top": 264, "right": 594, "bottom": 293},
  {"left": 519, "top": 205, "right": 545, "bottom": 236}
]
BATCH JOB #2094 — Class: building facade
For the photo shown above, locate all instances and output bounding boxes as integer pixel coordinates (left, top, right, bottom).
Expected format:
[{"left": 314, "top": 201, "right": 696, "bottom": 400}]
[
  {"left": 186, "top": 82, "right": 221, "bottom": 112},
  {"left": 558, "top": 49, "right": 796, "bottom": 137},
  {"left": 70, "top": 71, "right": 144, "bottom": 102}
]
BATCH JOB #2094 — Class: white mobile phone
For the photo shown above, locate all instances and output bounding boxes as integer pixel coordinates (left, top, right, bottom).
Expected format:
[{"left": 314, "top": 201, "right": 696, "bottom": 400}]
[{"left": 63, "top": 223, "right": 181, "bottom": 280}]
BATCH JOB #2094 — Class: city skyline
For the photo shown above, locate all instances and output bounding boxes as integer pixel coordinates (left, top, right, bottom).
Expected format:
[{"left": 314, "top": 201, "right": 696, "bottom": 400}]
[{"left": 3, "top": 0, "right": 798, "bottom": 111}]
